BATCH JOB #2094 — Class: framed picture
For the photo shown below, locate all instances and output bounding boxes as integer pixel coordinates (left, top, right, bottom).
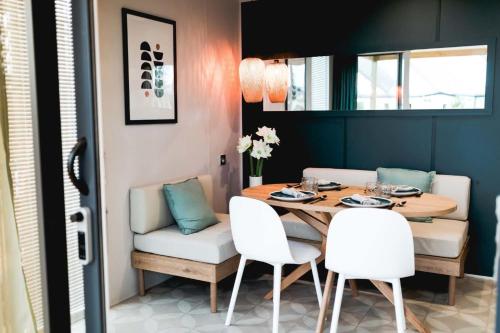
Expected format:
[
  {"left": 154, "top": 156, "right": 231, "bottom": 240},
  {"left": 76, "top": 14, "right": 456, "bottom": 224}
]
[{"left": 122, "top": 8, "right": 177, "bottom": 124}]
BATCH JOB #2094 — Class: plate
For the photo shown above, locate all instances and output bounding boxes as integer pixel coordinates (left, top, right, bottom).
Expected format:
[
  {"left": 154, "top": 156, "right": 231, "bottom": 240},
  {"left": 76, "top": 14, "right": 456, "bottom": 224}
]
[
  {"left": 270, "top": 190, "right": 316, "bottom": 202},
  {"left": 340, "top": 196, "right": 393, "bottom": 208},
  {"left": 391, "top": 186, "right": 422, "bottom": 197},
  {"left": 318, "top": 182, "right": 341, "bottom": 191}
]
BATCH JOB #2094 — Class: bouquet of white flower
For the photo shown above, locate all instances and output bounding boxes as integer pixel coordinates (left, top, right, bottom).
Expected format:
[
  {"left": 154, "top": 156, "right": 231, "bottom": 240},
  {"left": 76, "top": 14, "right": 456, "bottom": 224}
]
[{"left": 236, "top": 126, "right": 280, "bottom": 178}]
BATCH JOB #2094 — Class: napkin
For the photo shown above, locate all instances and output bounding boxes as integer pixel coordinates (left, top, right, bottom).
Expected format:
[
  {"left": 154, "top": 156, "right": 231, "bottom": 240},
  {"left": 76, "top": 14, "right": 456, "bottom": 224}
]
[
  {"left": 318, "top": 179, "right": 339, "bottom": 186},
  {"left": 351, "top": 194, "right": 380, "bottom": 205},
  {"left": 395, "top": 185, "right": 418, "bottom": 192},
  {"left": 280, "top": 187, "right": 308, "bottom": 198}
]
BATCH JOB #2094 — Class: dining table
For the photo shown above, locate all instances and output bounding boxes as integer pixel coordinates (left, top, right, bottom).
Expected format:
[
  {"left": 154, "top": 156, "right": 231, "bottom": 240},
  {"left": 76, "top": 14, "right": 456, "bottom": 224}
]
[{"left": 242, "top": 183, "right": 458, "bottom": 333}]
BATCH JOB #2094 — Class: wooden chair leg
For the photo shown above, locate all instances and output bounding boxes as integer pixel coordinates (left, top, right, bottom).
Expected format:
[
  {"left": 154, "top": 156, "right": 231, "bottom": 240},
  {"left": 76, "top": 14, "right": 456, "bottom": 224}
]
[
  {"left": 448, "top": 276, "right": 456, "bottom": 306},
  {"left": 137, "top": 269, "right": 145, "bottom": 296},
  {"left": 210, "top": 282, "right": 217, "bottom": 313},
  {"left": 348, "top": 279, "right": 359, "bottom": 297}
]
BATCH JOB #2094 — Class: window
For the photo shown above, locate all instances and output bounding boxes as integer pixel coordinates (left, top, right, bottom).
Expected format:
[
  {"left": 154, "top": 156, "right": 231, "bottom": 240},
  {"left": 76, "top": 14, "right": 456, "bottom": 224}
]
[
  {"left": 357, "top": 54, "right": 399, "bottom": 110},
  {"left": 356, "top": 45, "right": 487, "bottom": 111}
]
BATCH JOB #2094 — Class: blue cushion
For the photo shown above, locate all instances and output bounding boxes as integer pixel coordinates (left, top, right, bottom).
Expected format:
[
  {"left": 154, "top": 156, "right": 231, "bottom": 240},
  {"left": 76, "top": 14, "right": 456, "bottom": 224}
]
[
  {"left": 163, "top": 178, "right": 218, "bottom": 235},
  {"left": 377, "top": 167, "right": 435, "bottom": 193},
  {"left": 377, "top": 168, "right": 436, "bottom": 223}
]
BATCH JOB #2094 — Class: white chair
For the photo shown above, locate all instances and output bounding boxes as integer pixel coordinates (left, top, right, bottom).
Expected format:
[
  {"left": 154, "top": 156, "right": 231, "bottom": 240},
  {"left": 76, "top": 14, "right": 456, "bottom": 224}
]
[
  {"left": 325, "top": 208, "right": 415, "bottom": 333},
  {"left": 225, "top": 196, "right": 323, "bottom": 333}
]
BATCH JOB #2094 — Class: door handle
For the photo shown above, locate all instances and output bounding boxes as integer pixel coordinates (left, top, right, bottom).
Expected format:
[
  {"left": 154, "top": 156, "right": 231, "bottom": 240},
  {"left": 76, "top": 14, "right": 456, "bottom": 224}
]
[{"left": 67, "top": 137, "right": 89, "bottom": 195}]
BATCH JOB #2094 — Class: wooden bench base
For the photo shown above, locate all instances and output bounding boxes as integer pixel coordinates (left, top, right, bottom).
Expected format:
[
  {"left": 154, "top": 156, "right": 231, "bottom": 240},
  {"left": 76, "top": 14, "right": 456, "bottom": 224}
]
[
  {"left": 415, "top": 237, "right": 469, "bottom": 305},
  {"left": 132, "top": 251, "right": 242, "bottom": 312}
]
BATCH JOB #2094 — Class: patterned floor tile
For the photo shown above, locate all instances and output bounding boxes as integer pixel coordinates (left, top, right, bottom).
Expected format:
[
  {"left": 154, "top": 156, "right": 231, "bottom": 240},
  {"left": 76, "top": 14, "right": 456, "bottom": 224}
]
[{"left": 100, "top": 276, "right": 497, "bottom": 332}]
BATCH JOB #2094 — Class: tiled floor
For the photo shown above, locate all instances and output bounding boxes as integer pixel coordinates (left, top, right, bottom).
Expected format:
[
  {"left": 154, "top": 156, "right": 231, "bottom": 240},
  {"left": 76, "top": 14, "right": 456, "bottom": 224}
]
[{"left": 106, "top": 275, "right": 496, "bottom": 332}]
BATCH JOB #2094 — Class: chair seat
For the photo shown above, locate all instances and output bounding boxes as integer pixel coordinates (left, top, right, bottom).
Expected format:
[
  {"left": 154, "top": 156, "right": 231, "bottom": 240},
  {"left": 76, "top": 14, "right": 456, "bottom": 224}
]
[
  {"left": 133, "top": 213, "right": 237, "bottom": 264},
  {"left": 288, "top": 240, "right": 321, "bottom": 264},
  {"left": 410, "top": 218, "right": 468, "bottom": 258},
  {"left": 280, "top": 212, "right": 323, "bottom": 242}
]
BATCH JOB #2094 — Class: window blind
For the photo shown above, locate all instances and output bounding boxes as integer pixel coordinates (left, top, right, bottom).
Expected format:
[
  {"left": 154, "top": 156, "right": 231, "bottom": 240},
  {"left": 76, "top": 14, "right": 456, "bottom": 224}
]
[
  {"left": 310, "top": 56, "right": 331, "bottom": 110},
  {"left": 0, "top": 0, "right": 84, "bottom": 329}
]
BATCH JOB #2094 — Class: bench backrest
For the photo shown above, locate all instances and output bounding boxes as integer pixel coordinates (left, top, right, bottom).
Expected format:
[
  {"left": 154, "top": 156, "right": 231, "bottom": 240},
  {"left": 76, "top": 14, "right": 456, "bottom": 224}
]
[
  {"left": 130, "top": 175, "right": 213, "bottom": 234},
  {"left": 304, "top": 168, "right": 470, "bottom": 221}
]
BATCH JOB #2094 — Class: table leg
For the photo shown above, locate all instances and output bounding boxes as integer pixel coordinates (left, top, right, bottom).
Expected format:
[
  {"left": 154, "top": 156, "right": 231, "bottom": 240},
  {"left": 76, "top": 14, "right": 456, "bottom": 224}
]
[
  {"left": 370, "top": 280, "right": 430, "bottom": 333},
  {"left": 315, "top": 270, "right": 335, "bottom": 333}
]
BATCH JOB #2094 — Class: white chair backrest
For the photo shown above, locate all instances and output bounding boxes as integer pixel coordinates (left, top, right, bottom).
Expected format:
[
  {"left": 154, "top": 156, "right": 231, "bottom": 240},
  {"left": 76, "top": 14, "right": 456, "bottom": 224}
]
[
  {"left": 130, "top": 174, "right": 213, "bottom": 234},
  {"left": 326, "top": 208, "right": 415, "bottom": 280},
  {"left": 229, "top": 196, "right": 294, "bottom": 264}
]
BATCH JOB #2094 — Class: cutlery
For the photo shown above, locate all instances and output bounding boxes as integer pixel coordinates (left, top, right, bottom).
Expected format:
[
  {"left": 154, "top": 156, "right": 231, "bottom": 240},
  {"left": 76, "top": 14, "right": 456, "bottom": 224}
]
[
  {"left": 396, "top": 200, "right": 407, "bottom": 207},
  {"left": 307, "top": 195, "right": 327, "bottom": 204},
  {"left": 286, "top": 183, "right": 302, "bottom": 188},
  {"left": 333, "top": 186, "right": 349, "bottom": 191},
  {"left": 334, "top": 201, "right": 343, "bottom": 207}
]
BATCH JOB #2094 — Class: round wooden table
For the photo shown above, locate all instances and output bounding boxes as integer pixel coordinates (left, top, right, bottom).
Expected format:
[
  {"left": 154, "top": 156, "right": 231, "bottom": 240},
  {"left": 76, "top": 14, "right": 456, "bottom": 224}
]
[{"left": 242, "top": 184, "right": 458, "bottom": 333}]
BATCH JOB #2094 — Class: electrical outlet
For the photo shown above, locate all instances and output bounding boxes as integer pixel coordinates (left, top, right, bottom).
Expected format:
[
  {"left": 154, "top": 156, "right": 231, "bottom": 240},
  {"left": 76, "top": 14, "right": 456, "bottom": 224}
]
[{"left": 220, "top": 154, "right": 226, "bottom": 165}]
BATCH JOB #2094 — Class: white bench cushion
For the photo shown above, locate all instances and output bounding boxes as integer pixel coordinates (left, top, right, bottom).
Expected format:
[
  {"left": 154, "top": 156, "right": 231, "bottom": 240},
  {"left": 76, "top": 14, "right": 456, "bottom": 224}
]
[
  {"left": 133, "top": 213, "right": 237, "bottom": 264},
  {"left": 280, "top": 212, "right": 322, "bottom": 242},
  {"left": 130, "top": 175, "right": 213, "bottom": 234},
  {"left": 411, "top": 219, "right": 468, "bottom": 258}
]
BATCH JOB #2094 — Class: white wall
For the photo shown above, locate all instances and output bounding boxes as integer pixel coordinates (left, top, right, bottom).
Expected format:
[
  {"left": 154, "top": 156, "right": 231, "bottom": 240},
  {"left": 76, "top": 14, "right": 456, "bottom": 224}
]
[{"left": 95, "top": 0, "right": 241, "bottom": 306}]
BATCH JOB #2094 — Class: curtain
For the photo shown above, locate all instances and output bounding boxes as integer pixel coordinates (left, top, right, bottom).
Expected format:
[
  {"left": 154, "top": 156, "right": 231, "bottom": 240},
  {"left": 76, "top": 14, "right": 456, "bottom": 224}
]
[
  {"left": 332, "top": 54, "right": 358, "bottom": 110},
  {"left": 0, "top": 39, "right": 37, "bottom": 333}
]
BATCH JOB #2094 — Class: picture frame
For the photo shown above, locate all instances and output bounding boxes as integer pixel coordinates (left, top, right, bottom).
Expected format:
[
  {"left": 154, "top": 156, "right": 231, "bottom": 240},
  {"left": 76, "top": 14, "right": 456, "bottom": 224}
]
[{"left": 122, "top": 8, "right": 177, "bottom": 124}]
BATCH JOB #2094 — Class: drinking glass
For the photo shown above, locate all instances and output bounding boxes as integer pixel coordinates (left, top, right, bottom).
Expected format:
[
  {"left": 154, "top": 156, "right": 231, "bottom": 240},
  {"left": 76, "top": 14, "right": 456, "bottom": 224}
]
[
  {"left": 379, "top": 183, "right": 393, "bottom": 198},
  {"left": 301, "top": 176, "right": 318, "bottom": 193},
  {"left": 364, "top": 182, "right": 378, "bottom": 196}
]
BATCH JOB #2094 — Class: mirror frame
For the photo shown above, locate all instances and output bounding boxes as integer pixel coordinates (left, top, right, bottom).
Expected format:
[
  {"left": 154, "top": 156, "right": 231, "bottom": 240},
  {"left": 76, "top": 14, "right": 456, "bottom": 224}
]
[{"left": 261, "top": 38, "right": 496, "bottom": 117}]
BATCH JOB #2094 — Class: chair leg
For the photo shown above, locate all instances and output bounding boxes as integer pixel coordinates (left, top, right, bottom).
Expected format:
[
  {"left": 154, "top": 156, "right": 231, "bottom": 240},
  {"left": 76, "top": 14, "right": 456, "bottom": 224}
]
[
  {"left": 310, "top": 260, "right": 323, "bottom": 306},
  {"left": 210, "top": 282, "right": 217, "bottom": 313},
  {"left": 137, "top": 269, "right": 145, "bottom": 296},
  {"left": 392, "top": 279, "right": 406, "bottom": 333},
  {"left": 273, "top": 264, "right": 282, "bottom": 333},
  {"left": 330, "top": 274, "right": 345, "bottom": 333},
  {"left": 225, "top": 256, "right": 247, "bottom": 326},
  {"left": 448, "top": 275, "right": 456, "bottom": 306}
]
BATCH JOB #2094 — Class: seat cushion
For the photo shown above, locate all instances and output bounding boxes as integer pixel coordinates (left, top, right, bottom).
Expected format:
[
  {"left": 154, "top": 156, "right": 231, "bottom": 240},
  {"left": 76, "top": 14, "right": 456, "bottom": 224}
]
[
  {"left": 410, "top": 218, "right": 468, "bottom": 258},
  {"left": 133, "top": 213, "right": 237, "bottom": 264},
  {"left": 163, "top": 178, "right": 217, "bottom": 235},
  {"left": 280, "top": 212, "right": 323, "bottom": 242},
  {"left": 304, "top": 167, "right": 376, "bottom": 187}
]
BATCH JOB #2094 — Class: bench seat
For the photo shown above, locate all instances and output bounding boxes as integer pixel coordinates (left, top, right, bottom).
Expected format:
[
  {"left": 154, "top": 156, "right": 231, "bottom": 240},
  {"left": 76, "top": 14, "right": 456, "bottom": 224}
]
[
  {"left": 281, "top": 213, "right": 323, "bottom": 242},
  {"left": 410, "top": 218, "right": 468, "bottom": 258},
  {"left": 134, "top": 213, "right": 237, "bottom": 265}
]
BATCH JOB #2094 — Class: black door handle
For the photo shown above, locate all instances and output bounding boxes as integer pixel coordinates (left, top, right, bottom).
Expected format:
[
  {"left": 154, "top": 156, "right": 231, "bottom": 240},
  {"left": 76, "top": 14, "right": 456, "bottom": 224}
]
[{"left": 68, "top": 137, "right": 89, "bottom": 195}]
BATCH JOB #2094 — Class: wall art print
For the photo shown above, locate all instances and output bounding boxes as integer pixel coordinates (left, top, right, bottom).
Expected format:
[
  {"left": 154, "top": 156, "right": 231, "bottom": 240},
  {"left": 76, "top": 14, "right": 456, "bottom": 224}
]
[{"left": 122, "top": 8, "right": 177, "bottom": 124}]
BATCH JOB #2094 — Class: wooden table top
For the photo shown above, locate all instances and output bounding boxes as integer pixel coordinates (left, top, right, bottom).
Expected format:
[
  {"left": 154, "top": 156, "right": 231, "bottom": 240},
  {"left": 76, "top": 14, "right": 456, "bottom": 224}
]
[{"left": 242, "top": 184, "right": 457, "bottom": 218}]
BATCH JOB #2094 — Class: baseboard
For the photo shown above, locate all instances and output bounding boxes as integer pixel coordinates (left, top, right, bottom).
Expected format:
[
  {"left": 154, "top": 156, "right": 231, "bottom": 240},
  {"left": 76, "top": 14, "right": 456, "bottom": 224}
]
[{"left": 464, "top": 273, "right": 495, "bottom": 281}]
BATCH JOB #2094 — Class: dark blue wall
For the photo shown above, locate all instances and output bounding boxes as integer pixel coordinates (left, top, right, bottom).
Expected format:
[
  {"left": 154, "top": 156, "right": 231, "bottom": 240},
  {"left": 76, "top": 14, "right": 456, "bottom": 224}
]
[{"left": 242, "top": 0, "right": 500, "bottom": 276}]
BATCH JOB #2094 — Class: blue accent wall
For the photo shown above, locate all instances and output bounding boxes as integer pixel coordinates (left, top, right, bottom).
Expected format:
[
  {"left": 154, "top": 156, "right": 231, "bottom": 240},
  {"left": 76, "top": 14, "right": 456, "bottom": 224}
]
[{"left": 242, "top": 0, "right": 500, "bottom": 276}]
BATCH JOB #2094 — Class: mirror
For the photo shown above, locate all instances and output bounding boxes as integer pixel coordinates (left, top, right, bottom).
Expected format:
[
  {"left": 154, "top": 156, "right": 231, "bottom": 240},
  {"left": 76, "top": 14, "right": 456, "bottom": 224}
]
[{"left": 263, "top": 44, "right": 488, "bottom": 111}]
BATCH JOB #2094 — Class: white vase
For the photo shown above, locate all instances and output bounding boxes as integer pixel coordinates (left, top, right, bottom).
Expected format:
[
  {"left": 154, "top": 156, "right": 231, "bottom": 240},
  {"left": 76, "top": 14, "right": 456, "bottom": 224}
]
[{"left": 249, "top": 176, "right": 263, "bottom": 187}]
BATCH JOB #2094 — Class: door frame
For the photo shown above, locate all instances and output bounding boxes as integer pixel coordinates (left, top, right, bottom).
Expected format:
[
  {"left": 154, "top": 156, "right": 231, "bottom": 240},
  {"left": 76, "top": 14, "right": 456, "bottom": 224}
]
[{"left": 28, "top": 0, "right": 106, "bottom": 331}]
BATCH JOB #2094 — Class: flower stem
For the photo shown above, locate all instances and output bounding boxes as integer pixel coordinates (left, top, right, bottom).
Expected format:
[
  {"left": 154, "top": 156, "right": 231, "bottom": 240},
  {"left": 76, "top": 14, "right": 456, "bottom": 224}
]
[
  {"left": 257, "top": 159, "right": 264, "bottom": 176},
  {"left": 249, "top": 152, "right": 255, "bottom": 176}
]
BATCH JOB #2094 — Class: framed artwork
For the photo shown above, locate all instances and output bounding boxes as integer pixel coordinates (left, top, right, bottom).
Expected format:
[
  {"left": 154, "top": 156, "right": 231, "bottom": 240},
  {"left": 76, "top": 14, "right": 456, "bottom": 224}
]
[{"left": 122, "top": 8, "right": 177, "bottom": 124}]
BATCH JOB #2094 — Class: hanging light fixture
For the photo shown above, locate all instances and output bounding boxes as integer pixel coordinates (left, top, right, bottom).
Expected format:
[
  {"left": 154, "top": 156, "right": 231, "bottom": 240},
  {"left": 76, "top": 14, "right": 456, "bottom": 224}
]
[
  {"left": 239, "top": 57, "right": 265, "bottom": 103},
  {"left": 265, "top": 60, "right": 289, "bottom": 103}
]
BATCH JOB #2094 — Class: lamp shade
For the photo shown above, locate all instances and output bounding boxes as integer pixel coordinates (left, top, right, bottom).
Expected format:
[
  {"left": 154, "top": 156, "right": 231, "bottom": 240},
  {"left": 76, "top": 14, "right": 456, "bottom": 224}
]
[
  {"left": 239, "top": 58, "right": 265, "bottom": 103},
  {"left": 265, "top": 60, "right": 289, "bottom": 103}
]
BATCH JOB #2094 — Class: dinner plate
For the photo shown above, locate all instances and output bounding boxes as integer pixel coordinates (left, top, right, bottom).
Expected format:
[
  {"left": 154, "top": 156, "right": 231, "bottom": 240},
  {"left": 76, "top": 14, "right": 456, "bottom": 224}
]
[
  {"left": 391, "top": 186, "right": 422, "bottom": 197},
  {"left": 318, "top": 182, "right": 341, "bottom": 191},
  {"left": 269, "top": 190, "right": 316, "bottom": 202},
  {"left": 340, "top": 196, "right": 393, "bottom": 208}
]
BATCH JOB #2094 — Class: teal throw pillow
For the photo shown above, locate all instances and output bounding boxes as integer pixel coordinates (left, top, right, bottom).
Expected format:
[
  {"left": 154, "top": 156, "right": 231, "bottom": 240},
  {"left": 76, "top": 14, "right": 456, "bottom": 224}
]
[
  {"left": 163, "top": 178, "right": 218, "bottom": 235},
  {"left": 377, "top": 167, "right": 436, "bottom": 223}
]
